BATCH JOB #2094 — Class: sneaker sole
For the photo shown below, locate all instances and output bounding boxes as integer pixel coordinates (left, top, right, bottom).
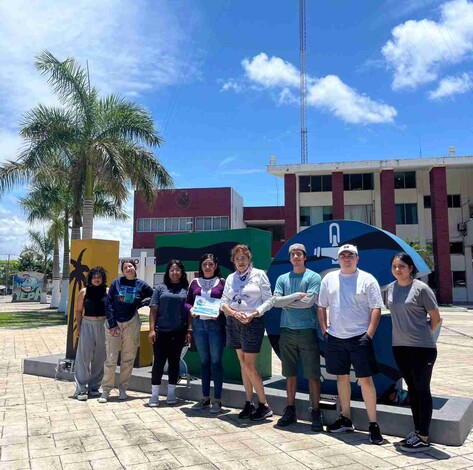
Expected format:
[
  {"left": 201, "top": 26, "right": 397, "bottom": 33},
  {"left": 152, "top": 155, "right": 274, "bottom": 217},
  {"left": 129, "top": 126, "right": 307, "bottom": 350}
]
[
  {"left": 147, "top": 402, "right": 159, "bottom": 408},
  {"left": 209, "top": 409, "right": 222, "bottom": 414},
  {"left": 328, "top": 426, "right": 355, "bottom": 433},
  {"left": 250, "top": 410, "right": 274, "bottom": 421},
  {"left": 77, "top": 396, "right": 88, "bottom": 401},
  {"left": 97, "top": 399, "right": 108, "bottom": 403},
  {"left": 370, "top": 438, "right": 384, "bottom": 445},
  {"left": 167, "top": 399, "right": 178, "bottom": 405}
]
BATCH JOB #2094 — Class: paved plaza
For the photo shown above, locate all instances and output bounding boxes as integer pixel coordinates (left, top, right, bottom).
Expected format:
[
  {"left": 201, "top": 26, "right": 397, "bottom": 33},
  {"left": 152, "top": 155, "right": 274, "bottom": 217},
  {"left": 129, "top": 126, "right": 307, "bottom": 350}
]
[{"left": 0, "top": 302, "right": 472, "bottom": 469}]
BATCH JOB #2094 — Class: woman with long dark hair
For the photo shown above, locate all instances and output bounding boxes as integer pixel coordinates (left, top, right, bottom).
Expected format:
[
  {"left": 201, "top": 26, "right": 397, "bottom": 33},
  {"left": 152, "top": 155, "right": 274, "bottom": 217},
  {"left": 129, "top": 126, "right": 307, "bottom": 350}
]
[
  {"left": 387, "top": 252, "right": 442, "bottom": 452},
  {"left": 74, "top": 266, "right": 108, "bottom": 401},
  {"left": 185, "top": 254, "right": 226, "bottom": 413},
  {"left": 99, "top": 259, "right": 153, "bottom": 403},
  {"left": 148, "top": 259, "right": 190, "bottom": 406}
]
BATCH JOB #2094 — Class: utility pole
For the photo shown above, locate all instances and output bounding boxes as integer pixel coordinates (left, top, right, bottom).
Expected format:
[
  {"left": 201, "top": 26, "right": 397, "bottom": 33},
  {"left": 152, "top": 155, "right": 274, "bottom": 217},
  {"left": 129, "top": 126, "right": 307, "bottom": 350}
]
[{"left": 299, "top": 0, "right": 308, "bottom": 164}]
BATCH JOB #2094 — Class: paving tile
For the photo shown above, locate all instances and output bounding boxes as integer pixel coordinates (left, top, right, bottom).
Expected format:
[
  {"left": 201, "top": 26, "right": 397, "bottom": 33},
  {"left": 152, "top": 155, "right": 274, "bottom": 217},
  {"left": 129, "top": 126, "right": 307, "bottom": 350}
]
[
  {"left": 0, "top": 442, "right": 29, "bottom": 461},
  {"left": 240, "top": 452, "right": 298, "bottom": 469},
  {"left": 0, "top": 459, "right": 30, "bottom": 470},
  {"left": 170, "top": 446, "right": 210, "bottom": 466},
  {"left": 31, "top": 456, "right": 63, "bottom": 470},
  {"left": 114, "top": 445, "right": 149, "bottom": 465},
  {"left": 426, "top": 456, "right": 473, "bottom": 469}
]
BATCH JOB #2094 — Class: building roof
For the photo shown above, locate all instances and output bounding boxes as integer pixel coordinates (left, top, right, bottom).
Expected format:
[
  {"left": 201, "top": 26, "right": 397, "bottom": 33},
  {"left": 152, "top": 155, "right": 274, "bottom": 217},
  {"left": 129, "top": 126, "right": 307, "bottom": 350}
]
[{"left": 266, "top": 155, "right": 473, "bottom": 178}]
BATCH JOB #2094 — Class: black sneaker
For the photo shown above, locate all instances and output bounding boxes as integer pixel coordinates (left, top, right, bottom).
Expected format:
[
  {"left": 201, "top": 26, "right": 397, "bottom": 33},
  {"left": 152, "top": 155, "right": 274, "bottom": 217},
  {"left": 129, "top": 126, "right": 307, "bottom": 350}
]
[
  {"left": 369, "top": 423, "right": 384, "bottom": 445},
  {"left": 310, "top": 408, "right": 323, "bottom": 432},
  {"left": 399, "top": 430, "right": 418, "bottom": 445},
  {"left": 238, "top": 401, "right": 256, "bottom": 419},
  {"left": 277, "top": 406, "right": 297, "bottom": 427},
  {"left": 327, "top": 414, "right": 355, "bottom": 433},
  {"left": 400, "top": 434, "right": 430, "bottom": 453},
  {"left": 250, "top": 403, "right": 273, "bottom": 421}
]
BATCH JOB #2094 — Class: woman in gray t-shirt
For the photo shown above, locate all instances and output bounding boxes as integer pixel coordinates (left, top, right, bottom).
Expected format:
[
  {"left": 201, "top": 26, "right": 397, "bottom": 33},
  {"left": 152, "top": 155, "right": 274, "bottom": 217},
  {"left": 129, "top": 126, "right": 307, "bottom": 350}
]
[{"left": 387, "top": 252, "right": 442, "bottom": 453}]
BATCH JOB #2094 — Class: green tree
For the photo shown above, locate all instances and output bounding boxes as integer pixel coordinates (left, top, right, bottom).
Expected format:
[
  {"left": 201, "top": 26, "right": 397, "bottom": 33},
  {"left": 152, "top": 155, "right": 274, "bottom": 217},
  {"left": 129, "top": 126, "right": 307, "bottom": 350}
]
[
  {"left": 21, "top": 229, "right": 54, "bottom": 303},
  {"left": 404, "top": 236, "right": 434, "bottom": 271},
  {"left": 0, "top": 50, "right": 173, "bottom": 240},
  {"left": 0, "top": 259, "right": 20, "bottom": 291}
]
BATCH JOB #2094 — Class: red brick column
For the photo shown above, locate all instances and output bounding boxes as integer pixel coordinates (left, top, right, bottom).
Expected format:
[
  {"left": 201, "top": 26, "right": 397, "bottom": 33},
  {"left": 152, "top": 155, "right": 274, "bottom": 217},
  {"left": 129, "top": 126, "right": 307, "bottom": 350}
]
[
  {"left": 332, "top": 171, "right": 344, "bottom": 219},
  {"left": 284, "top": 173, "right": 297, "bottom": 240},
  {"left": 429, "top": 166, "right": 452, "bottom": 304},
  {"left": 380, "top": 169, "right": 396, "bottom": 234}
]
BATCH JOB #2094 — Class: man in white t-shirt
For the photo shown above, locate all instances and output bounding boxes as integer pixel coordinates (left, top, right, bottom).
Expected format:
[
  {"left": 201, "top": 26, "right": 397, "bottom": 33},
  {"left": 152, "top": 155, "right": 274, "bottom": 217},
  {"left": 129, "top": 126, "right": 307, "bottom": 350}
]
[{"left": 318, "top": 244, "right": 384, "bottom": 445}]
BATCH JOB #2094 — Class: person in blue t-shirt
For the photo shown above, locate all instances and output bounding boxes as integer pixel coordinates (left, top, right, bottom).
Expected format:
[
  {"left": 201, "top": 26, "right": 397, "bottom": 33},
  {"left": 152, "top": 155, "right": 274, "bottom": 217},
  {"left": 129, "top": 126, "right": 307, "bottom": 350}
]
[
  {"left": 273, "top": 243, "right": 322, "bottom": 431},
  {"left": 99, "top": 259, "right": 153, "bottom": 403}
]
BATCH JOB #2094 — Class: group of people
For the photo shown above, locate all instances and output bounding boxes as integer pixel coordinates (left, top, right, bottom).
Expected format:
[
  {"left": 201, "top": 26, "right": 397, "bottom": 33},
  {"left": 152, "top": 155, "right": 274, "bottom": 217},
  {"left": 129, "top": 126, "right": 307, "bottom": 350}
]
[{"left": 74, "top": 242, "right": 441, "bottom": 453}]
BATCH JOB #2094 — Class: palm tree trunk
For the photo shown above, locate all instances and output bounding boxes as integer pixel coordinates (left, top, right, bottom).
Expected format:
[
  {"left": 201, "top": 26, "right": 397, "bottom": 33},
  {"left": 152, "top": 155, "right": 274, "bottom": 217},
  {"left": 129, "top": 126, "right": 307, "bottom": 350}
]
[
  {"left": 50, "top": 233, "right": 61, "bottom": 308},
  {"left": 82, "top": 164, "right": 94, "bottom": 239},
  {"left": 58, "top": 208, "right": 70, "bottom": 313}
]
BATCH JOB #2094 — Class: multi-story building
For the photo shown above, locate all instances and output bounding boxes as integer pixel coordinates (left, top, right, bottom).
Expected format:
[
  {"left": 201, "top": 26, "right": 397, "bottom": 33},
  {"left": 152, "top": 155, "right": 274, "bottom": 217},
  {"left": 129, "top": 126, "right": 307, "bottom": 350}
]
[
  {"left": 132, "top": 186, "right": 286, "bottom": 260},
  {"left": 267, "top": 155, "right": 473, "bottom": 304}
]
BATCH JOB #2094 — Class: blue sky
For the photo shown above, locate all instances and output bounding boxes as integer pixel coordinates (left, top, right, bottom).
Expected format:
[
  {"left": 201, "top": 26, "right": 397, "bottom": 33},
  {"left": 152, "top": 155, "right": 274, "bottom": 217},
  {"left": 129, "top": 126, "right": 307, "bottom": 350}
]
[{"left": 1, "top": 0, "right": 473, "bottom": 257}]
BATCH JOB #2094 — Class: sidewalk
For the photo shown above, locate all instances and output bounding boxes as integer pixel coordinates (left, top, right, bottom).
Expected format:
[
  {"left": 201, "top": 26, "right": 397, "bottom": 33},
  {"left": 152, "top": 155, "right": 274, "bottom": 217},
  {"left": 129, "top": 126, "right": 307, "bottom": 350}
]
[{"left": 0, "top": 308, "right": 472, "bottom": 469}]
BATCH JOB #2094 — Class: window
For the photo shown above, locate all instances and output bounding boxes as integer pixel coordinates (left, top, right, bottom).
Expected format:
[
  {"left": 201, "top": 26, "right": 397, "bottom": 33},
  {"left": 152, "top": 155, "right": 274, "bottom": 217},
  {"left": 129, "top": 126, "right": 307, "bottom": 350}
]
[
  {"left": 345, "top": 205, "right": 373, "bottom": 225},
  {"left": 136, "top": 217, "right": 193, "bottom": 232},
  {"left": 300, "top": 206, "right": 333, "bottom": 226},
  {"left": 299, "top": 175, "right": 332, "bottom": 192},
  {"left": 448, "top": 194, "right": 461, "bottom": 208},
  {"left": 343, "top": 173, "right": 373, "bottom": 191},
  {"left": 424, "top": 194, "right": 461, "bottom": 209},
  {"left": 396, "top": 204, "right": 418, "bottom": 224},
  {"left": 453, "top": 271, "right": 466, "bottom": 287},
  {"left": 450, "top": 242, "right": 464, "bottom": 254},
  {"left": 194, "top": 216, "right": 229, "bottom": 231},
  {"left": 394, "top": 171, "right": 416, "bottom": 189}
]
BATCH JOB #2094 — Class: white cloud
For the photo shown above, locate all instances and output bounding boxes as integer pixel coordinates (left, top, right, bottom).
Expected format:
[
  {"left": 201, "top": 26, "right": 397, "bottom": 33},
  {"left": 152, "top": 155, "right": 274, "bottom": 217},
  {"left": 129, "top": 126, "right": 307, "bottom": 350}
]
[
  {"left": 0, "top": 0, "right": 201, "bottom": 134},
  {"left": 382, "top": 0, "right": 473, "bottom": 90},
  {"left": 220, "top": 79, "right": 244, "bottom": 93},
  {"left": 242, "top": 53, "right": 300, "bottom": 88},
  {"left": 428, "top": 72, "right": 473, "bottom": 98},
  {"left": 234, "top": 53, "right": 396, "bottom": 125},
  {"left": 218, "top": 156, "right": 237, "bottom": 167},
  {"left": 308, "top": 75, "right": 397, "bottom": 124}
]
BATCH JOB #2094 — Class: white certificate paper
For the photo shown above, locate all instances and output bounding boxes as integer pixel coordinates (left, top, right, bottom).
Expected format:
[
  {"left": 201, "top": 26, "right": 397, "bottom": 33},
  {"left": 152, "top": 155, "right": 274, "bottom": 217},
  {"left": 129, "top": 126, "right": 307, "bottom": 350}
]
[{"left": 193, "top": 295, "right": 222, "bottom": 318}]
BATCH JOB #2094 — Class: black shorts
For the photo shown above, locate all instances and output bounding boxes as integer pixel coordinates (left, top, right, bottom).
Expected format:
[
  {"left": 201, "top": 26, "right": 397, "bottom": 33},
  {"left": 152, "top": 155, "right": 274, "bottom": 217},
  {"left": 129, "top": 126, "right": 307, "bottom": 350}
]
[
  {"left": 226, "top": 316, "right": 265, "bottom": 354},
  {"left": 326, "top": 332, "right": 378, "bottom": 378}
]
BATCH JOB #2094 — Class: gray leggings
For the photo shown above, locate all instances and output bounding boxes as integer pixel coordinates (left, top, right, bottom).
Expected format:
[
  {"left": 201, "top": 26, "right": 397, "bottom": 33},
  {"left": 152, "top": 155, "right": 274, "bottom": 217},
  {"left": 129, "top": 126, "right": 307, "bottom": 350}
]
[{"left": 74, "top": 318, "right": 106, "bottom": 393}]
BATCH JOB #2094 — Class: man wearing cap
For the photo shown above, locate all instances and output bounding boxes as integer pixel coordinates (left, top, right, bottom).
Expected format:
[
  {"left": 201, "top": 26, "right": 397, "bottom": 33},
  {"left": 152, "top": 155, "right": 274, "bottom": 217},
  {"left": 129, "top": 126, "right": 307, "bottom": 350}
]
[
  {"left": 318, "top": 244, "right": 384, "bottom": 445},
  {"left": 273, "top": 243, "right": 323, "bottom": 431}
]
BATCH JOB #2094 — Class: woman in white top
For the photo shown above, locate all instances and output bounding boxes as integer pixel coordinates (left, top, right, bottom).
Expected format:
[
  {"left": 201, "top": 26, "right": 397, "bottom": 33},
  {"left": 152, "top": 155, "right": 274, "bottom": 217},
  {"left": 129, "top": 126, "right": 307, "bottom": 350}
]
[{"left": 221, "top": 244, "right": 274, "bottom": 421}]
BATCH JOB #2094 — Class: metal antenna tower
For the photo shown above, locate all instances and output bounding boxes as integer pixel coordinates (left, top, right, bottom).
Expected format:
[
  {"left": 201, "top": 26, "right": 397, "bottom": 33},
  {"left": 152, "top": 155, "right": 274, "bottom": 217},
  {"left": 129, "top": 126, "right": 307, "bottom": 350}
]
[{"left": 299, "top": 0, "right": 308, "bottom": 164}]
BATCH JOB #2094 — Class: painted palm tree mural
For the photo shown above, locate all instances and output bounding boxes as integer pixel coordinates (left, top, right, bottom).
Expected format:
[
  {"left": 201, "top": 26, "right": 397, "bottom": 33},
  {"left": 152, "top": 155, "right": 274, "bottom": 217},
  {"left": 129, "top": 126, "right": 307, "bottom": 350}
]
[{"left": 66, "top": 248, "right": 89, "bottom": 359}]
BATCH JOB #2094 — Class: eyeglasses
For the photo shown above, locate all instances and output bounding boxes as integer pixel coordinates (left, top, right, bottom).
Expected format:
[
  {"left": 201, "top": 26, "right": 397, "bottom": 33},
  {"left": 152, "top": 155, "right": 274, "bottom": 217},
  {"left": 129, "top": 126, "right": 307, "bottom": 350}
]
[
  {"left": 169, "top": 269, "right": 182, "bottom": 273},
  {"left": 202, "top": 263, "right": 215, "bottom": 268},
  {"left": 234, "top": 256, "right": 248, "bottom": 262}
]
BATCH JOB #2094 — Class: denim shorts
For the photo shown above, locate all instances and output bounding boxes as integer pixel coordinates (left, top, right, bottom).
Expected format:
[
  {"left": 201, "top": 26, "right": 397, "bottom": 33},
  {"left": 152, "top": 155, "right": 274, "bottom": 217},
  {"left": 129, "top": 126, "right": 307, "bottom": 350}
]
[
  {"left": 226, "top": 316, "right": 265, "bottom": 354},
  {"left": 279, "top": 328, "right": 321, "bottom": 379},
  {"left": 326, "top": 332, "right": 378, "bottom": 378}
]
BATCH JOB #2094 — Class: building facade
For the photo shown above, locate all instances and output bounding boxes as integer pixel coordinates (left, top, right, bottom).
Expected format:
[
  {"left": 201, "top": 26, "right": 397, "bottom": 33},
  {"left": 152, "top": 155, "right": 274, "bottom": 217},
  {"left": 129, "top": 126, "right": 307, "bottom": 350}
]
[
  {"left": 267, "top": 155, "right": 473, "bottom": 304},
  {"left": 132, "top": 187, "right": 286, "bottom": 260}
]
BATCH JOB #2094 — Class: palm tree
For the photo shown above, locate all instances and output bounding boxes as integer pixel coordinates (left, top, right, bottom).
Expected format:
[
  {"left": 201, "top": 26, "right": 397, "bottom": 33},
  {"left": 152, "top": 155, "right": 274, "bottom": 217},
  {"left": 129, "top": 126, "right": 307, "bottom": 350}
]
[
  {"left": 32, "top": 50, "right": 173, "bottom": 238},
  {"left": 405, "top": 236, "right": 434, "bottom": 270},
  {"left": 21, "top": 230, "right": 54, "bottom": 304},
  {"left": 0, "top": 50, "right": 172, "bottom": 241}
]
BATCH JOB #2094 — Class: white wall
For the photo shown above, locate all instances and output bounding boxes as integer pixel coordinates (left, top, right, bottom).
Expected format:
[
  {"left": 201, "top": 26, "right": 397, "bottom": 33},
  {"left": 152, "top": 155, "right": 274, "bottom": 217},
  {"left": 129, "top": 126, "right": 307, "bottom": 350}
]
[{"left": 231, "top": 189, "right": 245, "bottom": 229}]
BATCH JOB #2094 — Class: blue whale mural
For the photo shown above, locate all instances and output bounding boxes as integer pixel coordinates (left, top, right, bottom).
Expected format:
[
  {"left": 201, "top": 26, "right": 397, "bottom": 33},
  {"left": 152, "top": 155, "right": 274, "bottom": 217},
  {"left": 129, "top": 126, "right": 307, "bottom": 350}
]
[{"left": 265, "top": 220, "right": 431, "bottom": 398}]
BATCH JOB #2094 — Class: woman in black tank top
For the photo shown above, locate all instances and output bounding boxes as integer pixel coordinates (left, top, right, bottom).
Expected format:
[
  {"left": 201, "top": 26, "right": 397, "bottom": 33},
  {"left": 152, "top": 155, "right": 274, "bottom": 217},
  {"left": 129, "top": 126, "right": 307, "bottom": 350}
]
[{"left": 74, "top": 266, "right": 108, "bottom": 401}]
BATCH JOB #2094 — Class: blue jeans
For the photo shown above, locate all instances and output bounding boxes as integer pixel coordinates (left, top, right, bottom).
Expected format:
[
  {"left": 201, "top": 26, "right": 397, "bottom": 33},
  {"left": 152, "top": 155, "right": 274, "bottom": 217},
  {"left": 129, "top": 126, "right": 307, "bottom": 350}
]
[{"left": 192, "top": 316, "right": 226, "bottom": 399}]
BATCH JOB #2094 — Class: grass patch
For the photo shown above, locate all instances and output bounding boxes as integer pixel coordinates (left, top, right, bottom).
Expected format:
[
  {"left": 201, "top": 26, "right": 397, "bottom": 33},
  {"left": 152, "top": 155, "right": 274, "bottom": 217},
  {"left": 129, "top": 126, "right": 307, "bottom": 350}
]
[{"left": 0, "top": 311, "right": 67, "bottom": 328}]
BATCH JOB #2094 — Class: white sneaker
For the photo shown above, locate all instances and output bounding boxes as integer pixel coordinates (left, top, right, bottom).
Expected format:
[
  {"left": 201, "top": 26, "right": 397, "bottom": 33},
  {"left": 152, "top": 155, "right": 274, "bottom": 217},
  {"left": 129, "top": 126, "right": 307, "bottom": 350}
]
[
  {"left": 77, "top": 392, "right": 88, "bottom": 401},
  {"left": 166, "top": 384, "right": 177, "bottom": 405},
  {"left": 98, "top": 391, "right": 109, "bottom": 403},
  {"left": 119, "top": 388, "right": 128, "bottom": 400},
  {"left": 148, "top": 396, "right": 159, "bottom": 407},
  {"left": 210, "top": 400, "right": 222, "bottom": 414}
]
